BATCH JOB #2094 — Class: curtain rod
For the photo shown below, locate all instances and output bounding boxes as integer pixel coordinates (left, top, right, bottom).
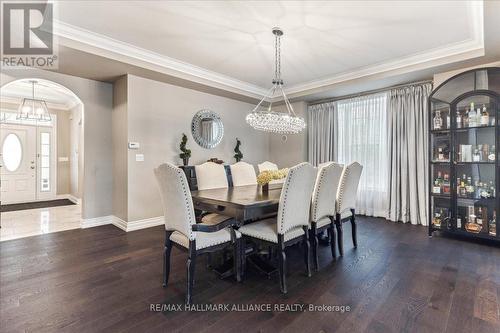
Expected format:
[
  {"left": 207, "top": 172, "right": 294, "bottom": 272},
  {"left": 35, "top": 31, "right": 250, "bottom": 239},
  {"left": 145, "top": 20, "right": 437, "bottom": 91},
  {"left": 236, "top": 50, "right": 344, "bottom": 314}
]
[{"left": 307, "top": 79, "right": 433, "bottom": 106}]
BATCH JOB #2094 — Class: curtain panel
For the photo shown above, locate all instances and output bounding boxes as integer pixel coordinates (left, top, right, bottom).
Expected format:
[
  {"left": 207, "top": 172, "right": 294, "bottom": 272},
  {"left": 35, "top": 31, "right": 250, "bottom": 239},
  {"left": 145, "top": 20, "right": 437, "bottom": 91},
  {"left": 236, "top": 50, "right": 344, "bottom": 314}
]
[
  {"left": 387, "top": 83, "right": 432, "bottom": 225},
  {"left": 308, "top": 102, "right": 336, "bottom": 166}
]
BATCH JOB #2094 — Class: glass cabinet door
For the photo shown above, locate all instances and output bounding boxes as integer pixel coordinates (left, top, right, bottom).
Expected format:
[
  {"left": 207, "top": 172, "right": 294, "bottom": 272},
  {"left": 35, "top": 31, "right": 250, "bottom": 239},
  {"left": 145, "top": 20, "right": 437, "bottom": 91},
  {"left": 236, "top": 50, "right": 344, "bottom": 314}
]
[
  {"left": 430, "top": 100, "right": 452, "bottom": 230},
  {"left": 454, "top": 95, "right": 497, "bottom": 236}
]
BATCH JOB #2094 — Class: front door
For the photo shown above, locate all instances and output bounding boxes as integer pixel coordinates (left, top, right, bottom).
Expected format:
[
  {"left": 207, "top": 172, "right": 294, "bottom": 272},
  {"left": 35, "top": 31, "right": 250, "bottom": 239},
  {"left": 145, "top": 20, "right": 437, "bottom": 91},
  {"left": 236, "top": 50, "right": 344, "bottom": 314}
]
[{"left": 0, "top": 124, "right": 37, "bottom": 204}]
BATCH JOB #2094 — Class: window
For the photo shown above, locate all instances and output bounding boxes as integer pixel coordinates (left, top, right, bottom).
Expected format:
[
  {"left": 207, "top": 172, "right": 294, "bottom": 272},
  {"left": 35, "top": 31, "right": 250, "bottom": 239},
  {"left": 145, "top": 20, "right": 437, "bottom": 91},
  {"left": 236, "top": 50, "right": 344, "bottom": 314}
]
[
  {"left": 2, "top": 133, "right": 23, "bottom": 172},
  {"left": 336, "top": 93, "right": 388, "bottom": 217},
  {"left": 40, "top": 132, "right": 50, "bottom": 192}
]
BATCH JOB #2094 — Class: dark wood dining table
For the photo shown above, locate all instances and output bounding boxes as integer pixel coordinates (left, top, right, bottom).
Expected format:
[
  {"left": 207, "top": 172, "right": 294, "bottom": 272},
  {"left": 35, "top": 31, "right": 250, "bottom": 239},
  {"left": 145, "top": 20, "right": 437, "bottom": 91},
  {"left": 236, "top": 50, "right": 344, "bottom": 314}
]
[
  {"left": 191, "top": 185, "right": 282, "bottom": 278},
  {"left": 191, "top": 185, "right": 282, "bottom": 225}
]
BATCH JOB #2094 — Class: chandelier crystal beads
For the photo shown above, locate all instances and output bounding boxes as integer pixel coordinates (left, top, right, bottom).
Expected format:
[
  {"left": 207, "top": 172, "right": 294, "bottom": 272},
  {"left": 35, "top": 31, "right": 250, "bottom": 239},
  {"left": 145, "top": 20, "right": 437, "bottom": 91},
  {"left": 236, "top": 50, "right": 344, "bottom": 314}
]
[{"left": 246, "top": 28, "right": 306, "bottom": 134}]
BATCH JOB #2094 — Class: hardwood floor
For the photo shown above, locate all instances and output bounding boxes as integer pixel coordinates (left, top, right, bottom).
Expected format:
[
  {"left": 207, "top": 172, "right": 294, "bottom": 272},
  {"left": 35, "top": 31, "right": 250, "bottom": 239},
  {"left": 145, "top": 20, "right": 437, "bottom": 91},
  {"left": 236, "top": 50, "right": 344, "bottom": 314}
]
[{"left": 1, "top": 216, "right": 499, "bottom": 333}]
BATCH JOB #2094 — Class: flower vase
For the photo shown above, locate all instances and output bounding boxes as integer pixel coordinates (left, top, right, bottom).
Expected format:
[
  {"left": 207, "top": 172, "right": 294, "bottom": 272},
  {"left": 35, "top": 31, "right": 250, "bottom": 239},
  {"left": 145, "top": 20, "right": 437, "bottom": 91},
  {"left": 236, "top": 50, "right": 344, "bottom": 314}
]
[
  {"left": 182, "top": 157, "right": 189, "bottom": 166},
  {"left": 261, "top": 183, "right": 269, "bottom": 193}
]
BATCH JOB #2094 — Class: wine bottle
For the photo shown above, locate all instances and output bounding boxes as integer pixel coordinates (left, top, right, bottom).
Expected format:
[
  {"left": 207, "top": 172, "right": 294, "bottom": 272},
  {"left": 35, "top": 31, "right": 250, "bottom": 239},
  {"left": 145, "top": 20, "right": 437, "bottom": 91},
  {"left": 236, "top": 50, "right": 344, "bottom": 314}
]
[
  {"left": 481, "top": 104, "right": 489, "bottom": 126},
  {"left": 433, "top": 110, "right": 443, "bottom": 130}
]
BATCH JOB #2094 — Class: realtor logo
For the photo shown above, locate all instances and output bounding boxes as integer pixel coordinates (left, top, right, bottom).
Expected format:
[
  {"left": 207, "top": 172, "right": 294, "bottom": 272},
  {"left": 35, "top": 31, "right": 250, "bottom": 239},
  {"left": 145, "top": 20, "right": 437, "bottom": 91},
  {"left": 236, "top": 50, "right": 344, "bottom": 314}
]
[{"left": 2, "top": 2, "right": 57, "bottom": 68}]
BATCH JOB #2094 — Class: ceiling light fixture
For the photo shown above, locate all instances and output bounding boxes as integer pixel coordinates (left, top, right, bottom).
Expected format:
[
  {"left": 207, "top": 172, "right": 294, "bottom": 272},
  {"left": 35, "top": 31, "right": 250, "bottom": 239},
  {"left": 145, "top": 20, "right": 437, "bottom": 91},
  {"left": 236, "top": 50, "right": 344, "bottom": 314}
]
[
  {"left": 17, "top": 80, "right": 52, "bottom": 122},
  {"left": 246, "top": 27, "right": 306, "bottom": 134}
]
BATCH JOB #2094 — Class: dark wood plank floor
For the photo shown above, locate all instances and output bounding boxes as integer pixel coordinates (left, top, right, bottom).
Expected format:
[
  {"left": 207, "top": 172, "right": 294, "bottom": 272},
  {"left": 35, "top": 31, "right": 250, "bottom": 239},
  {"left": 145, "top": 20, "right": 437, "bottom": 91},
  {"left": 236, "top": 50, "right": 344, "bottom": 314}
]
[{"left": 1, "top": 217, "right": 499, "bottom": 333}]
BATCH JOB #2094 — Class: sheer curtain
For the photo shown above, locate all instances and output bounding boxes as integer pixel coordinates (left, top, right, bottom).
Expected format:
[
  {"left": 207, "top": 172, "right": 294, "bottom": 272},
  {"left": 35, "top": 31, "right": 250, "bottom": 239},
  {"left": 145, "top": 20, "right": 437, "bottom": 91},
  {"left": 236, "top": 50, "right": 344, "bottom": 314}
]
[
  {"left": 308, "top": 102, "right": 336, "bottom": 166},
  {"left": 336, "top": 93, "right": 389, "bottom": 217}
]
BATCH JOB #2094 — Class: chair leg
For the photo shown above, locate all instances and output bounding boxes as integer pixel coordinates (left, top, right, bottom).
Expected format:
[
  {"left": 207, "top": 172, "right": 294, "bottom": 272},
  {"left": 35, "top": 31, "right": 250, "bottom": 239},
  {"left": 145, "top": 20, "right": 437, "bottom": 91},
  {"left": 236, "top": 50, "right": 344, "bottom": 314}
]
[
  {"left": 311, "top": 223, "right": 319, "bottom": 271},
  {"left": 303, "top": 226, "right": 311, "bottom": 277},
  {"left": 186, "top": 241, "right": 197, "bottom": 305},
  {"left": 328, "top": 218, "right": 336, "bottom": 259},
  {"left": 278, "top": 235, "right": 287, "bottom": 294},
  {"left": 350, "top": 209, "right": 357, "bottom": 248},
  {"left": 234, "top": 238, "right": 242, "bottom": 282},
  {"left": 241, "top": 237, "right": 246, "bottom": 280},
  {"left": 335, "top": 213, "right": 344, "bottom": 256},
  {"left": 163, "top": 231, "right": 173, "bottom": 287}
]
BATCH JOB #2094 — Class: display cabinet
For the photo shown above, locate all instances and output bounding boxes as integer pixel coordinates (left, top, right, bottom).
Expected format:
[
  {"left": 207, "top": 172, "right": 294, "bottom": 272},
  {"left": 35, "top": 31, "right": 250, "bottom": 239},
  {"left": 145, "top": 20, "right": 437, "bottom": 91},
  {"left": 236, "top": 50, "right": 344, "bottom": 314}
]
[{"left": 429, "top": 67, "right": 500, "bottom": 242}]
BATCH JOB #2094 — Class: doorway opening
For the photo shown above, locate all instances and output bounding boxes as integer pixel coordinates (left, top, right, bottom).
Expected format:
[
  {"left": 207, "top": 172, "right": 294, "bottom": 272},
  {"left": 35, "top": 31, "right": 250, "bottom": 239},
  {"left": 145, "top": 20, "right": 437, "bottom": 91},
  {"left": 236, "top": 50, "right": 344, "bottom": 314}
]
[{"left": 0, "top": 78, "right": 84, "bottom": 241}]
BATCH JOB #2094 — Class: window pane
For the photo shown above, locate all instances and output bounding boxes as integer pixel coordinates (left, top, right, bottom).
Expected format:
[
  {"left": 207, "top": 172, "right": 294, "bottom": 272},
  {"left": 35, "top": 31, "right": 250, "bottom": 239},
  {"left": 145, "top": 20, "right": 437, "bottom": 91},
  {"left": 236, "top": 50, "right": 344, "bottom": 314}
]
[
  {"left": 41, "top": 156, "right": 50, "bottom": 168},
  {"left": 41, "top": 132, "right": 50, "bottom": 145},
  {"left": 2, "top": 133, "right": 22, "bottom": 172},
  {"left": 41, "top": 144, "right": 50, "bottom": 156}
]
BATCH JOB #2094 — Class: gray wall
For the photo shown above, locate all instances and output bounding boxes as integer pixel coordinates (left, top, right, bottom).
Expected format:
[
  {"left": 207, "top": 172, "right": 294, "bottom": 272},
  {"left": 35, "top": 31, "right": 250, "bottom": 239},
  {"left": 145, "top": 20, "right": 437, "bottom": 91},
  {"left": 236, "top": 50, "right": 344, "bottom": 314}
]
[
  {"left": 1, "top": 68, "right": 113, "bottom": 219},
  {"left": 112, "top": 76, "right": 129, "bottom": 221},
  {"left": 115, "top": 74, "right": 271, "bottom": 221}
]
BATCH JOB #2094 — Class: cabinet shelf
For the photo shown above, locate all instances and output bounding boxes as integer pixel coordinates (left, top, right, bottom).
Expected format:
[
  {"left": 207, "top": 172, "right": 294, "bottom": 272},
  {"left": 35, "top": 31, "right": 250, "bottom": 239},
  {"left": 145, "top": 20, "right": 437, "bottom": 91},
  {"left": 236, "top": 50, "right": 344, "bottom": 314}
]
[
  {"left": 455, "top": 125, "right": 496, "bottom": 132},
  {"left": 455, "top": 161, "right": 495, "bottom": 165}
]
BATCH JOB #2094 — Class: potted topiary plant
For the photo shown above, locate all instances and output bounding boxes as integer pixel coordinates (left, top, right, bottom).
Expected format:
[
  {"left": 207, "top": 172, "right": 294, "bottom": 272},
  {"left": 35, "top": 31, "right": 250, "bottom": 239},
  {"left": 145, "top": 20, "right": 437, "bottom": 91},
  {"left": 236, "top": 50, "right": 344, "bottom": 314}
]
[
  {"left": 179, "top": 133, "right": 191, "bottom": 166},
  {"left": 233, "top": 138, "right": 243, "bottom": 162}
]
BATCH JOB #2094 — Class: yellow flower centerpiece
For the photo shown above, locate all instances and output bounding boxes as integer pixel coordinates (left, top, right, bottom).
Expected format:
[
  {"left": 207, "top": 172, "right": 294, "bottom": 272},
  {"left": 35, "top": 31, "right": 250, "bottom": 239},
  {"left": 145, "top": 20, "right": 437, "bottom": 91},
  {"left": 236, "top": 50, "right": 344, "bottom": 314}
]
[{"left": 257, "top": 168, "right": 289, "bottom": 192}]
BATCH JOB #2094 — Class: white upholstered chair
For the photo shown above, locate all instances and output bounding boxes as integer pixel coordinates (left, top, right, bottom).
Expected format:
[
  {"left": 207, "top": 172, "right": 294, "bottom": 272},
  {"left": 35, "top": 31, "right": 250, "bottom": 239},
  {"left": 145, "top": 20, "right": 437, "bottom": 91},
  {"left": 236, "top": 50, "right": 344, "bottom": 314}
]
[
  {"left": 238, "top": 162, "right": 317, "bottom": 294},
  {"left": 154, "top": 163, "right": 241, "bottom": 304},
  {"left": 195, "top": 162, "right": 230, "bottom": 225},
  {"left": 195, "top": 162, "right": 228, "bottom": 190},
  {"left": 334, "top": 162, "right": 363, "bottom": 256},
  {"left": 257, "top": 161, "right": 278, "bottom": 173},
  {"left": 230, "top": 162, "right": 257, "bottom": 186},
  {"left": 309, "top": 162, "right": 344, "bottom": 270}
]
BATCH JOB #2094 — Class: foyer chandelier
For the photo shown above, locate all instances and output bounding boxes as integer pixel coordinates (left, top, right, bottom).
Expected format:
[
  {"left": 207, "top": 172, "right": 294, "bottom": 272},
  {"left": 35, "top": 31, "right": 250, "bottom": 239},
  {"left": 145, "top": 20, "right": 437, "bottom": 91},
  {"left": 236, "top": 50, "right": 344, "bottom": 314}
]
[
  {"left": 246, "top": 27, "right": 306, "bottom": 134},
  {"left": 17, "top": 80, "right": 51, "bottom": 122}
]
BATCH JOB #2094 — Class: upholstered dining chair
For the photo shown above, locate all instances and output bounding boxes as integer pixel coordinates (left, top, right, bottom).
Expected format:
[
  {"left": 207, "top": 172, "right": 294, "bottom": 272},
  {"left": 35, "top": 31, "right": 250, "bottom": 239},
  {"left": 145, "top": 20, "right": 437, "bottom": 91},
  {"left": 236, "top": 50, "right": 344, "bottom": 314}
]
[
  {"left": 195, "top": 162, "right": 230, "bottom": 225},
  {"left": 238, "top": 162, "right": 317, "bottom": 294},
  {"left": 309, "top": 162, "right": 344, "bottom": 270},
  {"left": 154, "top": 163, "right": 241, "bottom": 304},
  {"left": 257, "top": 161, "right": 278, "bottom": 173},
  {"left": 230, "top": 161, "right": 257, "bottom": 186},
  {"left": 334, "top": 162, "right": 363, "bottom": 256}
]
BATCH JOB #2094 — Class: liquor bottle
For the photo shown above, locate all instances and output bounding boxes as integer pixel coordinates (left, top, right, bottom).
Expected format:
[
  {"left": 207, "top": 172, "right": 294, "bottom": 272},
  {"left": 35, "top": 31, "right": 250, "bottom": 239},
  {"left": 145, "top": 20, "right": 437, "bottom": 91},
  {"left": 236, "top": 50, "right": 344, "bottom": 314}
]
[
  {"left": 466, "top": 177, "right": 475, "bottom": 197},
  {"left": 446, "top": 113, "right": 451, "bottom": 129},
  {"left": 473, "top": 149, "right": 481, "bottom": 162},
  {"left": 469, "top": 107, "right": 477, "bottom": 127},
  {"left": 457, "top": 215, "right": 462, "bottom": 229},
  {"left": 433, "top": 172, "right": 442, "bottom": 194},
  {"left": 438, "top": 147, "right": 444, "bottom": 161},
  {"left": 490, "top": 211, "right": 497, "bottom": 236},
  {"left": 443, "top": 173, "right": 450, "bottom": 193},
  {"left": 490, "top": 181, "right": 496, "bottom": 198},
  {"left": 464, "top": 108, "right": 469, "bottom": 127},
  {"left": 456, "top": 111, "right": 462, "bottom": 128},
  {"left": 433, "top": 209, "right": 442, "bottom": 227},
  {"left": 433, "top": 110, "right": 443, "bottom": 130},
  {"left": 477, "top": 207, "right": 483, "bottom": 226},
  {"left": 488, "top": 145, "right": 496, "bottom": 161},
  {"left": 481, "top": 104, "right": 489, "bottom": 126}
]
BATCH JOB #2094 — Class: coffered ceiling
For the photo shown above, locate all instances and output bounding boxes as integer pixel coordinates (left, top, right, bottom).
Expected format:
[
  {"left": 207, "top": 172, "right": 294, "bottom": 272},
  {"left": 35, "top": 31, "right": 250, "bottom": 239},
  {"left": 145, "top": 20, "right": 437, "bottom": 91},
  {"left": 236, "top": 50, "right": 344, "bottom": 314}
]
[{"left": 50, "top": 0, "right": 495, "bottom": 100}]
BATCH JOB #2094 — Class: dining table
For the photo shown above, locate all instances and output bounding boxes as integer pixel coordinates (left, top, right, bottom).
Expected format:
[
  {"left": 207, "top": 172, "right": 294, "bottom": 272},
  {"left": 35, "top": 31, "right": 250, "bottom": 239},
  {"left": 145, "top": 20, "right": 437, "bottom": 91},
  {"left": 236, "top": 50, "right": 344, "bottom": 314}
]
[{"left": 191, "top": 184, "right": 282, "bottom": 278}]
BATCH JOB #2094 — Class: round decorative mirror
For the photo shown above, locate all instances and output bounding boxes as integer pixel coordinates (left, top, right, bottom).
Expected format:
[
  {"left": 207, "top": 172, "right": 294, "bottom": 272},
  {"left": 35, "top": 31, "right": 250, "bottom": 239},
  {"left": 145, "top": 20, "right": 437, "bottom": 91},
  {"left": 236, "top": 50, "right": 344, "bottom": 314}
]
[{"left": 191, "top": 109, "right": 224, "bottom": 149}]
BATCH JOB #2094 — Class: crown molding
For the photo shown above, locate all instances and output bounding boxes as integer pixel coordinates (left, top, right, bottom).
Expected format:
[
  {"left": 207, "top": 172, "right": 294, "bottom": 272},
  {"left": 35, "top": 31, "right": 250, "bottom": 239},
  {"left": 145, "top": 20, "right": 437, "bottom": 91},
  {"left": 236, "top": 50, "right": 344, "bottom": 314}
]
[
  {"left": 53, "top": 20, "right": 269, "bottom": 99},
  {"left": 0, "top": 95, "right": 74, "bottom": 111},
  {"left": 53, "top": 1, "right": 484, "bottom": 101}
]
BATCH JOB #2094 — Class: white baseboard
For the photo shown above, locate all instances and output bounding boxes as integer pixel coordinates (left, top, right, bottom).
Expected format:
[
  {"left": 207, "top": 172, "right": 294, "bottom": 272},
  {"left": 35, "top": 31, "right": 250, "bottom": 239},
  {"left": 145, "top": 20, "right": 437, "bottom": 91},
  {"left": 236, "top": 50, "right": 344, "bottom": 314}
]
[
  {"left": 126, "top": 216, "right": 164, "bottom": 232},
  {"left": 56, "top": 194, "right": 81, "bottom": 205},
  {"left": 81, "top": 215, "right": 114, "bottom": 228},
  {"left": 111, "top": 216, "right": 128, "bottom": 231},
  {"left": 81, "top": 215, "right": 163, "bottom": 232}
]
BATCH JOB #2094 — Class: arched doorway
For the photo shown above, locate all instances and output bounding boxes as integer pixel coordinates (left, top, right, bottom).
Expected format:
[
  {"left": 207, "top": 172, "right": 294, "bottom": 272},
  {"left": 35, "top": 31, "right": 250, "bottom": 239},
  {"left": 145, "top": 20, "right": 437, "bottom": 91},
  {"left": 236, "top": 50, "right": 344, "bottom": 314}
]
[{"left": 0, "top": 78, "right": 85, "bottom": 240}]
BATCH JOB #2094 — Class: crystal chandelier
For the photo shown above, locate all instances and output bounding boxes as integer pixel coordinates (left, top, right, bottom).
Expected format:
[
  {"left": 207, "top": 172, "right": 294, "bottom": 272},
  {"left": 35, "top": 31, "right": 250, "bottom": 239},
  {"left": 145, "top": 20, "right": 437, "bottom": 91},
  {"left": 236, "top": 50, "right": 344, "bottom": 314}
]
[
  {"left": 17, "top": 80, "right": 52, "bottom": 121},
  {"left": 246, "top": 28, "right": 306, "bottom": 134}
]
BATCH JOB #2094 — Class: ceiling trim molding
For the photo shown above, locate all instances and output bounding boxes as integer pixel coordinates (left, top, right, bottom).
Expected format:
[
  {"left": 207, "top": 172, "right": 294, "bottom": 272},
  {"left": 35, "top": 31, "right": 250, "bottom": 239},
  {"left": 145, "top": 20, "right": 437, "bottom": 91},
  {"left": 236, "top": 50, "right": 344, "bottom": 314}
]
[
  {"left": 52, "top": 0, "right": 484, "bottom": 101},
  {"left": 283, "top": 0, "right": 484, "bottom": 98},
  {"left": 0, "top": 95, "right": 75, "bottom": 111},
  {"left": 53, "top": 20, "right": 269, "bottom": 98}
]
